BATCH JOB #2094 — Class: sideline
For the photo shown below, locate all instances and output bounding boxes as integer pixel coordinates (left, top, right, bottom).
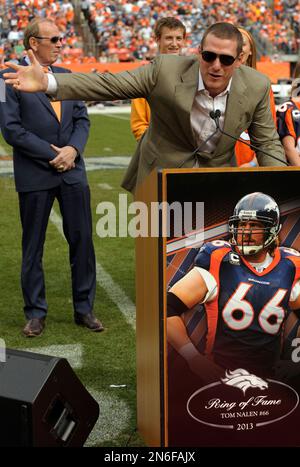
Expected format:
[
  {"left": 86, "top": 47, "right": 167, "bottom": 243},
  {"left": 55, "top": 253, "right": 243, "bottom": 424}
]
[{"left": 87, "top": 104, "right": 130, "bottom": 115}]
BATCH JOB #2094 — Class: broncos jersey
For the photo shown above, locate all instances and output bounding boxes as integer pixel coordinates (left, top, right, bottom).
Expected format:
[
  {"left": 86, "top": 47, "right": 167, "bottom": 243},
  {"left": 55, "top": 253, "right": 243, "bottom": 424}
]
[
  {"left": 194, "top": 241, "right": 300, "bottom": 376},
  {"left": 277, "top": 99, "right": 300, "bottom": 151}
]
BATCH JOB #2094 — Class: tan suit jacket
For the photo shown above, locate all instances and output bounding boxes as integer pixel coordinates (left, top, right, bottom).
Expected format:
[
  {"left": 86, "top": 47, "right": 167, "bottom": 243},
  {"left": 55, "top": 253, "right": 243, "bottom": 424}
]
[{"left": 54, "top": 55, "right": 286, "bottom": 192}]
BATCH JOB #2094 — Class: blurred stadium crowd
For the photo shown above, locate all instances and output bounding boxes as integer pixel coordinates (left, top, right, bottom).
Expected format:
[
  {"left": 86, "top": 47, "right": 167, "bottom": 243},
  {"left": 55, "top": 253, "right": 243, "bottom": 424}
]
[{"left": 0, "top": 0, "right": 299, "bottom": 66}]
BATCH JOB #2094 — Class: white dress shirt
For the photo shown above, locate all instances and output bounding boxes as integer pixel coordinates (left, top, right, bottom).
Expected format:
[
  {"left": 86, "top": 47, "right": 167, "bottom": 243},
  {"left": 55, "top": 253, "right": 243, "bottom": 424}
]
[{"left": 47, "top": 73, "right": 58, "bottom": 93}]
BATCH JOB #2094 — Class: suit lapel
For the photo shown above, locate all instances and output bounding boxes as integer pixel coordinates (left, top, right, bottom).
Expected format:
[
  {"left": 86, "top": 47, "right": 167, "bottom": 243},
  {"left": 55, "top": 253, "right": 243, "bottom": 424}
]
[
  {"left": 174, "top": 60, "right": 199, "bottom": 146},
  {"left": 214, "top": 69, "right": 249, "bottom": 156}
]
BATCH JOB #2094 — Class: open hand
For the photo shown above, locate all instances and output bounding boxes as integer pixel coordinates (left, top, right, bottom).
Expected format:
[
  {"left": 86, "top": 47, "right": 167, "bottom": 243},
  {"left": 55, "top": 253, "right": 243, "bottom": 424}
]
[{"left": 3, "top": 50, "right": 48, "bottom": 92}]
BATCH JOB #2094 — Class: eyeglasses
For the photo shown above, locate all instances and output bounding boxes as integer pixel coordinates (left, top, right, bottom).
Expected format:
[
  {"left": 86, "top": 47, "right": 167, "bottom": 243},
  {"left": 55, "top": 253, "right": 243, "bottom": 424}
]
[
  {"left": 33, "top": 36, "right": 64, "bottom": 44},
  {"left": 201, "top": 50, "right": 237, "bottom": 66}
]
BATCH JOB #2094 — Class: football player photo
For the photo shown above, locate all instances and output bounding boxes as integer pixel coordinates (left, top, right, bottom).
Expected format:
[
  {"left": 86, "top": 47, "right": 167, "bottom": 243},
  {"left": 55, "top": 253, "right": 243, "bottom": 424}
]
[
  {"left": 167, "top": 192, "right": 300, "bottom": 383},
  {"left": 166, "top": 191, "right": 300, "bottom": 446}
]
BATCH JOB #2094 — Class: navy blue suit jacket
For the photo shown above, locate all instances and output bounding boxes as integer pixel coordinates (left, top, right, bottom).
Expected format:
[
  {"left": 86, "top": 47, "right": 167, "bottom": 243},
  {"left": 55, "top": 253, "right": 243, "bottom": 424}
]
[{"left": 0, "top": 63, "right": 90, "bottom": 192}]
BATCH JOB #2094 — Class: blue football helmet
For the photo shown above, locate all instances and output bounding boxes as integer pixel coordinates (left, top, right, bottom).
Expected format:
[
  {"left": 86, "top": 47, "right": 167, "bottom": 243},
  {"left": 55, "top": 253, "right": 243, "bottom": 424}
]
[{"left": 228, "top": 192, "right": 281, "bottom": 255}]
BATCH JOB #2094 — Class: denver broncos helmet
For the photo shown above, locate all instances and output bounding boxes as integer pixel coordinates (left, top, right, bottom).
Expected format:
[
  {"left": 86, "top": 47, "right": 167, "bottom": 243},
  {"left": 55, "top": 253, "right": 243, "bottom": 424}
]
[{"left": 228, "top": 192, "right": 281, "bottom": 255}]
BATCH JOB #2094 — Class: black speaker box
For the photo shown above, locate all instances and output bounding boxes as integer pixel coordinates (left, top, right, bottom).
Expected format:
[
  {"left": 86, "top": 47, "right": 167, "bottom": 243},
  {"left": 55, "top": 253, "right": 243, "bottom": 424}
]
[{"left": 0, "top": 348, "right": 99, "bottom": 447}]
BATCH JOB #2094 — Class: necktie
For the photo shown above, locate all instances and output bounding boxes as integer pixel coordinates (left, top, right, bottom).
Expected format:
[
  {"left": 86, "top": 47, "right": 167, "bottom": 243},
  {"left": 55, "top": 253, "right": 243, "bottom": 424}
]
[{"left": 43, "top": 67, "right": 61, "bottom": 122}]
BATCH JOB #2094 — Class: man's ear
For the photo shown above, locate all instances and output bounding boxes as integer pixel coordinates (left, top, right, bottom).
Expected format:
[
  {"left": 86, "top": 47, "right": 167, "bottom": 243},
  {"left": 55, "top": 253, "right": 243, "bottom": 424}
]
[{"left": 28, "top": 37, "right": 38, "bottom": 52}]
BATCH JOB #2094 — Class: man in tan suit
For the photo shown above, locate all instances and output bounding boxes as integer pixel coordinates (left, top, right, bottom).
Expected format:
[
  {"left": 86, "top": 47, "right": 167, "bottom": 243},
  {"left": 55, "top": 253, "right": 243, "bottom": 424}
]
[{"left": 4, "top": 23, "right": 286, "bottom": 193}]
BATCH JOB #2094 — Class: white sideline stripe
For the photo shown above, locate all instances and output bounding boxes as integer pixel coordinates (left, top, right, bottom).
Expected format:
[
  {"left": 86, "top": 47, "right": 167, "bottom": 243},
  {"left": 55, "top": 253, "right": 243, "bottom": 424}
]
[
  {"left": 49, "top": 208, "right": 136, "bottom": 329},
  {"left": 102, "top": 114, "right": 130, "bottom": 121},
  {"left": 95, "top": 262, "right": 136, "bottom": 329},
  {"left": 98, "top": 183, "right": 113, "bottom": 190},
  {"left": 85, "top": 390, "right": 130, "bottom": 447},
  {"left": 86, "top": 156, "right": 130, "bottom": 166},
  {"left": 0, "top": 156, "right": 131, "bottom": 175},
  {"left": 24, "top": 344, "right": 83, "bottom": 369},
  {"left": 49, "top": 208, "right": 64, "bottom": 235},
  {"left": 0, "top": 144, "right": 7, "bottom": 155},
  {"left": 87, "top": 105, "right": 130, "bottom": 115}
]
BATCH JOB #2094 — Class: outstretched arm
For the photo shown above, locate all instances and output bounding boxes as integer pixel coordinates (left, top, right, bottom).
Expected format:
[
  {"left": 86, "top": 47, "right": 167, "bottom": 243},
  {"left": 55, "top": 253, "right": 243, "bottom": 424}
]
[{"left": 5, "top": 53, "right": 162, "bottom": 103}]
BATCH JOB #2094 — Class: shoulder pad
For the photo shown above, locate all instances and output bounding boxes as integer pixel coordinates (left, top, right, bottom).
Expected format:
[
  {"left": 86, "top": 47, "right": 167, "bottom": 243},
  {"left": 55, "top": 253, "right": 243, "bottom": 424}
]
[
  {"left": 276, "top": 101, "right": 295, "bottom": 113},
  {"left": 280, "top": 246, "right": 300, "bottom": 258},
  {"left": 199, "top": 240, "right": 231, "bottom": 254},
  {"left": 195, "top": 240, "right": 231, "bottom": 269}
]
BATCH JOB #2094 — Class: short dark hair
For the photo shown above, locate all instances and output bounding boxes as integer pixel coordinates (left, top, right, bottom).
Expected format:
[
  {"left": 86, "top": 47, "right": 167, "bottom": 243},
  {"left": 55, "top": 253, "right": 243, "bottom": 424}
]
[
  {"left": 154, "top": 17, "right": 186, "bottom": 39},
  {"left": 201, "top": 22, "right": 243, "bottom": 56},
  {"left": 23, "top": 18, "right": 56, "bottom": 50}
]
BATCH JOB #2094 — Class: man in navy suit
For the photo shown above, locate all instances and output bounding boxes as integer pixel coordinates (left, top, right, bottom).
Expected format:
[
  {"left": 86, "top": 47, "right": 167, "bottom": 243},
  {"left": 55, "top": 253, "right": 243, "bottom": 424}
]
[{"left": 0, "top": 18, "right": 103, "bottom": 336}]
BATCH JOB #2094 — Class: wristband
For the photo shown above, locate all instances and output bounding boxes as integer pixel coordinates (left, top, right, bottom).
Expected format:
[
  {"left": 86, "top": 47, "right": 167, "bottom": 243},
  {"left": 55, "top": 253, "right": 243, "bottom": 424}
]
[{"left": 167, "top": 291, "right": 189, "bottom": 317}]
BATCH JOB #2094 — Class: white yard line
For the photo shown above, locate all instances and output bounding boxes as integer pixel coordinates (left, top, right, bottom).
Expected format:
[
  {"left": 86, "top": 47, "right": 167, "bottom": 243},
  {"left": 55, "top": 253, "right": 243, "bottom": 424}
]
[
  {"left": 98, "top": 183, "right": 113, "bottom": 190},
  {"left": 100, "top": 113, "right": 130, "bottom": 121},
  {"left": 49, "top": 208, "right": 136, "bottom": 329},
  {"left": 24, "top": 343, "right": 83, "bottom": 369},
  {"left": 0, "top": 156, "right": 130, "bottom": 176},
  {"left": 95, "top": 262, "right": 136, "bottom": 329},
  {"left": 88, "top": 110, "right": 130, "bottom": 121},
  {"left": 0, "top": 144, "right": 8, "bottom": 155},
  {"left": 87, "top": 105, "right": 130, "bottom": 115}
]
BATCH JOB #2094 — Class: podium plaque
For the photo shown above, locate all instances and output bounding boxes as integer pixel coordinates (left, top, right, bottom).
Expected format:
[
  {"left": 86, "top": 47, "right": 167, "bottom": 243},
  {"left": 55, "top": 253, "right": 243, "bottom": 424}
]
[{"left": 135, "top": 168, "right": 300, "bottom": 447}]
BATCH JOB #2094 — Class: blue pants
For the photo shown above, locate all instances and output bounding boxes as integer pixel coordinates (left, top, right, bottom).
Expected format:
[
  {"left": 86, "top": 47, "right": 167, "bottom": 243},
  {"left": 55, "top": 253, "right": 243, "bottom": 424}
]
[{"left": 18, "top": 181, "right": 96, "bottom": 319}]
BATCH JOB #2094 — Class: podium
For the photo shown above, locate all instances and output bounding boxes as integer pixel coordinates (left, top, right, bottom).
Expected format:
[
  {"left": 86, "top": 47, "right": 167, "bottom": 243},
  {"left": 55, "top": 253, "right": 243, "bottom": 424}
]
[{"left": 135, "top": 167, "right": 300, "bottom": 447}]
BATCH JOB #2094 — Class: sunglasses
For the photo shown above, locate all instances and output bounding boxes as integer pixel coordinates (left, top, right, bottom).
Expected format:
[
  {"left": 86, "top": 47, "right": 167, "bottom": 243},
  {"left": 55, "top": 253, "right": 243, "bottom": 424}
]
[
  {"left": 201, "top": 50, "right": 237, "bottom": 66},
  {"left": 34, "top": 36, "right": 64, "bottom": 44}
]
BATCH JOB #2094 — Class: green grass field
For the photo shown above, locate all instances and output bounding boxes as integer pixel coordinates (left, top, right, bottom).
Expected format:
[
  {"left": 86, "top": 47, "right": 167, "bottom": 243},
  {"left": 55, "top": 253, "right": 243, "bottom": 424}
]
[{"left": 0, "top": 110, "right": 147, "bottom": 447}]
